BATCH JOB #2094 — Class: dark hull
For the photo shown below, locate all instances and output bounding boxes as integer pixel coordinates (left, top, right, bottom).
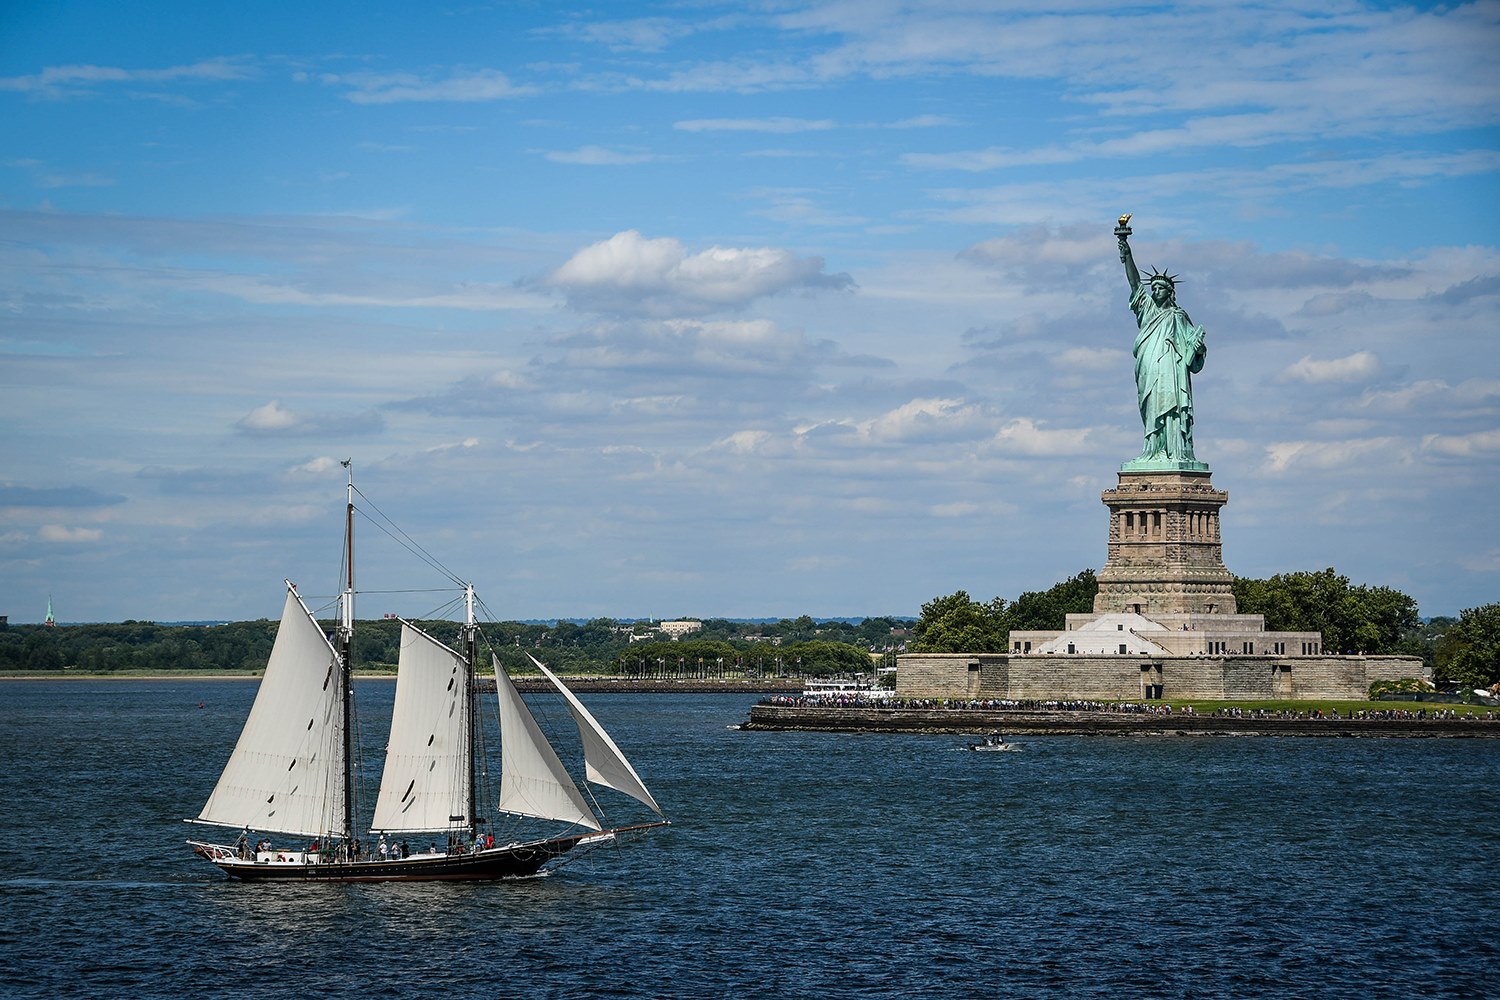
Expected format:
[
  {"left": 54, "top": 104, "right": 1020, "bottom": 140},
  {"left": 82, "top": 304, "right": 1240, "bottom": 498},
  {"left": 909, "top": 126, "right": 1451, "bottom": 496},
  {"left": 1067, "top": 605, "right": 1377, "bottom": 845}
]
[
  {"left": 189, "top": 822, "right": 667, "bottom": 883},
  {"left": 193, "top": 834, "right": 590, "bottom": 883}
]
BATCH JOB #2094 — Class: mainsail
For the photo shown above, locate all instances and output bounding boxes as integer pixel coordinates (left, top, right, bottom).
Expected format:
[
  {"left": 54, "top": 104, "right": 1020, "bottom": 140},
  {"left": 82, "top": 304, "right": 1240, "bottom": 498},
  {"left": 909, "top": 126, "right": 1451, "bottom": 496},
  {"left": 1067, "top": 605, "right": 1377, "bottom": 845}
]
[
  {"left": 197, "top": 586, "right": 346, "bottom": 838},
  {"left": 370, "top": 622, "right": 471, "bottom": 833},
  {"left": 494, "top": 656, "right": 600, "bottom": 831},
  {"left": 528, "top": 654, "right": 664, "bottom": 817}
]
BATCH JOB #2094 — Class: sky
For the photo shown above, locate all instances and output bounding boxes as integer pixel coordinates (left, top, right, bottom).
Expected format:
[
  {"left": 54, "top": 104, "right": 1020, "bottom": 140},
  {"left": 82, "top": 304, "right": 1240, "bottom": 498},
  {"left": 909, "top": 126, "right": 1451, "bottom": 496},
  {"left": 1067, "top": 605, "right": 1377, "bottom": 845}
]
[{"left": 2, "top": 0, "right": 1498, "bottom": 624}]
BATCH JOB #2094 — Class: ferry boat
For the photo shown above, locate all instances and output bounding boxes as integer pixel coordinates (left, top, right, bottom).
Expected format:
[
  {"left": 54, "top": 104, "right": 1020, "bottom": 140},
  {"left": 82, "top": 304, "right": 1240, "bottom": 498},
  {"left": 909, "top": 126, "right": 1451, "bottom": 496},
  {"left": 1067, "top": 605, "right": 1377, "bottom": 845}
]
[{"left": 800, "top": 676, "right": 896, "bottom": 701}]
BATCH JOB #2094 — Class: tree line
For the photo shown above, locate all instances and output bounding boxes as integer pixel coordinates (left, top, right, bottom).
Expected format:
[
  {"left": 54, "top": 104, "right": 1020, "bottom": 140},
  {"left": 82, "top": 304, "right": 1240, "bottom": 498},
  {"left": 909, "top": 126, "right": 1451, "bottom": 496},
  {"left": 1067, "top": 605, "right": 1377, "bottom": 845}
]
[{"left": 0, "top": 613, "right": 909, "bottom": 677}]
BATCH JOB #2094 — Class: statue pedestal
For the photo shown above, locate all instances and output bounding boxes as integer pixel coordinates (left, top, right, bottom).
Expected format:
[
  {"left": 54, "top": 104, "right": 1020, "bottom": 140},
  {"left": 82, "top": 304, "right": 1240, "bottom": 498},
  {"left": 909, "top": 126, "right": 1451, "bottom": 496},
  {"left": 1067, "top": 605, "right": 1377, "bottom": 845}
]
[
  {"left": 1120, "top": 457, "right": 1209, "bottom": 473},
  {"left": 1092, "top": 468, "right": 1237, "bottom": 616}
]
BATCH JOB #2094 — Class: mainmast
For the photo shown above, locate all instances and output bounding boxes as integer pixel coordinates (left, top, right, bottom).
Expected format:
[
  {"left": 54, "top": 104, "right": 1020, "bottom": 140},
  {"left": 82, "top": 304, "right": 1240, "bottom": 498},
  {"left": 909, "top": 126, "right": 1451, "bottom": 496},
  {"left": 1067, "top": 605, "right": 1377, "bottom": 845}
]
[
  {"left": 338, "top": 459, "right": 356, "bottom": 847},
  {"left": 464, "top": 582, "right": 479, "bottom": 840}
]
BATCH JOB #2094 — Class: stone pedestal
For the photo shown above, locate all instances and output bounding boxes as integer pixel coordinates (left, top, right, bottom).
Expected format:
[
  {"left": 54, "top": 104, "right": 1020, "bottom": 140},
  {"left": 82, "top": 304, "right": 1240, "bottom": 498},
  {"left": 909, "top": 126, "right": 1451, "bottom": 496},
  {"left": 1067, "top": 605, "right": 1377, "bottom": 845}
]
[{"left": 1092, "top": 468, "right": 1237, "bottom": 616}]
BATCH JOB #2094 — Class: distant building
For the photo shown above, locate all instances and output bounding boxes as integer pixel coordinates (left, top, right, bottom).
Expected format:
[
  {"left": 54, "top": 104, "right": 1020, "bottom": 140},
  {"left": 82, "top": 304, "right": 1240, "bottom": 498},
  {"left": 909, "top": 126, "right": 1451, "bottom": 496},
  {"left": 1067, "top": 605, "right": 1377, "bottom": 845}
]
[{"left": 658, "top": 620, "right": 703, "bottom": 640}]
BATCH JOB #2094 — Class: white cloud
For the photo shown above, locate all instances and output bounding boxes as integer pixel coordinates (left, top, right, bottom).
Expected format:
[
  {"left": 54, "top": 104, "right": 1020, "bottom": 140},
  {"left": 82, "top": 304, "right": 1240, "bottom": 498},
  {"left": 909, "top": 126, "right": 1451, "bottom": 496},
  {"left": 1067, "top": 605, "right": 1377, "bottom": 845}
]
[
  {"left": 239, "top": 400, "right": 300, "bottom": 432},
  {"left": 39, "top": 524, "right": 103, "bottom": 543},
  {"left": 1421, "top": 428, "right": 1500, "bottom": 459},
  {"left": 425, "top": 437, "right": 480, "bottom": 454},
  {"left": 0, "top": 58, "right": 253, "bottom": 98},
  {"left": 560, "top": 17, "right": 698, "bottom": 53},
  {"left": 554, "top": 317, "right": 824, "bottom": 379},
  {"left": 1262, "top": 437, "right": 1404, "bottom": 474},
  {"left": 714, "top": 430, "right": 774, "bottom": 455},
  {"left": 1359, "top": 379, "right": 1500, "bottom": 414},
  {"left": 1281, "top": 351, "right": 1381, "bottom": 384},
  {"left": 544, "top": 146, "right": 658, "bottom": 165},
  {"left": 236, "top": 401, "right": 384, "bottom": 437},
  {"left": 992, "top": 418, "right": 1097, "bottom": 456},
  {"left": 288, "top": 457, "right": 344, "bottom": 476},
  {"left": 861, "top": 397, "right": 991, "bottom": 445},
  {"left": 886, "top": 115, "right": 958, "bottom": 129},
  {"left": 1055, "top": 347, "right": 1128, "bottom": 372},
  {"left": 675, "top": 117, "right": 836, "bottom": 133},
  {"left": 331, "top": 69, "right": 533, "bottom": 104},
  {"left": 488, "top": 370, "right": 536, "bottom": 391},
  {"left": 546, "top": 230, "right": 852, "bottom": 316}
]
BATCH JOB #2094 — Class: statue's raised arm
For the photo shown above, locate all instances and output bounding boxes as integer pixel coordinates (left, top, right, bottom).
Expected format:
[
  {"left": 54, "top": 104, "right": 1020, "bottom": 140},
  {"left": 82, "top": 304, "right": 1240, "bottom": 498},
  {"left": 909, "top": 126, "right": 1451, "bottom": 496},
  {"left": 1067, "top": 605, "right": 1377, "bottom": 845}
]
[{"left": 1115, "top": 213, "right": 1140, "bottom": 295}]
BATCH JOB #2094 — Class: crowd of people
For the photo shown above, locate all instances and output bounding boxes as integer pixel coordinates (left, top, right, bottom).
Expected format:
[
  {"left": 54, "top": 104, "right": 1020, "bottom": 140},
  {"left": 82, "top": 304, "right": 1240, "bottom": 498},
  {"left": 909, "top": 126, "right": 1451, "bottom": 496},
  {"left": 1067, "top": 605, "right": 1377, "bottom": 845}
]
[
  {"left": 1211, "top": 706, "right": 1489, "bottom": 721},
  {"left": 761, "top": 695, "right": 1190, "bottom": 713},
  {"left": 760, "top": 694, "right": 1494, "bottom": 723}
]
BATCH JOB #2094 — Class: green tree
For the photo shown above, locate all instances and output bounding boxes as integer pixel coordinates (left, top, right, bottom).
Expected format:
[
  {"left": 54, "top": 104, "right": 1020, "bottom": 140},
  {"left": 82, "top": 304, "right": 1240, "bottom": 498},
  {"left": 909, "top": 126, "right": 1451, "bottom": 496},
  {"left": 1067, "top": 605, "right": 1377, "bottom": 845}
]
[
  {"left": 910, "top": 591, "right": 1010, "bottom": 653},
  {"left": 1231, "top": 568, "right": 1419, "bottom": 654},
  {"left": 779, "top": 640, "right": 872, "bottom": 676},
  {"left": 1435, "top": 604, "right": 1500, "bottom": 689},
  {"left": 1009, "top": 570, "right": 1098, "bottom": 630}
]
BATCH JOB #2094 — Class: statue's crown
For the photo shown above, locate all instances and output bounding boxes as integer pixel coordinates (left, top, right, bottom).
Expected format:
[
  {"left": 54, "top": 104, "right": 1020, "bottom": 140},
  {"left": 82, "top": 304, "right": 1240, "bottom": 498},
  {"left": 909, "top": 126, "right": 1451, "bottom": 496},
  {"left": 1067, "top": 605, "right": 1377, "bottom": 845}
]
[{"left": 1146, "top": 267, "right": 1180, "bottom": 286}]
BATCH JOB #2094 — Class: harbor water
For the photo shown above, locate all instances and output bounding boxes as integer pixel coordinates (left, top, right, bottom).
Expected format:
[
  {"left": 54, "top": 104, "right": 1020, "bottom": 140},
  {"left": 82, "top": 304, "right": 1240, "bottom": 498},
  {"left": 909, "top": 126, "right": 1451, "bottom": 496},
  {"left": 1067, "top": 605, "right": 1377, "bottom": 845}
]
[{"left": 1, "top": 680, "right": 1497, "bottom": 998}]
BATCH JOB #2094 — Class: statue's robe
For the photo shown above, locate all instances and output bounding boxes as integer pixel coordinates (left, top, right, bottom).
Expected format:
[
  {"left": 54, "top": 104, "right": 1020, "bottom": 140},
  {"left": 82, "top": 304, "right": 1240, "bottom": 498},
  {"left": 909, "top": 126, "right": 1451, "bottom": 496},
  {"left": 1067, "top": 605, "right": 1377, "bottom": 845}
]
[{"left": 1130, "top": 282, "right": 1206, "bottom": 462}]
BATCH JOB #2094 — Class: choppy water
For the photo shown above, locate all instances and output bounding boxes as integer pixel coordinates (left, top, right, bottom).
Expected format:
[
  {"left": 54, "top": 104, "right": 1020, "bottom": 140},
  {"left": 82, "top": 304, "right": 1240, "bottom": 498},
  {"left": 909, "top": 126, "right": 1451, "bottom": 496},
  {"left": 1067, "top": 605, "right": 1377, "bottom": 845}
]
[{"left": 1, "top": 680, "right": 1497, "bottom": 998}]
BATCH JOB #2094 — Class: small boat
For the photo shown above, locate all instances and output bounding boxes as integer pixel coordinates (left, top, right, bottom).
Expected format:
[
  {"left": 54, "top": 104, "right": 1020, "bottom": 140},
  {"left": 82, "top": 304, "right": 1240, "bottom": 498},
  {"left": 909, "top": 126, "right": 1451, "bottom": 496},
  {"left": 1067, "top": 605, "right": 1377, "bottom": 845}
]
[
  {"left": 968, "top": 732, "right": 1020, "bottom": 752},
  {"left": 187, "top": 464, "right": 668, "bottom": 882}
]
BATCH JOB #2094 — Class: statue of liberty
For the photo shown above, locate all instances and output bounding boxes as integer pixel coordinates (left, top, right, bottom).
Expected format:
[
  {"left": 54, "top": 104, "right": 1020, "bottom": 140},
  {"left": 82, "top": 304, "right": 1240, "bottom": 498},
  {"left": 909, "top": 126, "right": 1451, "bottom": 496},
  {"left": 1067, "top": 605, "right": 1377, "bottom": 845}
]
[{"left": 1115, "top": 215, "right": 1208, "bottom": 471}]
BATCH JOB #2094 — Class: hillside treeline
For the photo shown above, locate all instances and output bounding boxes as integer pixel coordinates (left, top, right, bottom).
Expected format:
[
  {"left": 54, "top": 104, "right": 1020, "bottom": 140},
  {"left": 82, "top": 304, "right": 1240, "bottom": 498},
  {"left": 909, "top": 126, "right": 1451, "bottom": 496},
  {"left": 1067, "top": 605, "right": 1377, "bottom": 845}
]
[{"left": 0, "top": 614, "right": 910, "bottom": 676}]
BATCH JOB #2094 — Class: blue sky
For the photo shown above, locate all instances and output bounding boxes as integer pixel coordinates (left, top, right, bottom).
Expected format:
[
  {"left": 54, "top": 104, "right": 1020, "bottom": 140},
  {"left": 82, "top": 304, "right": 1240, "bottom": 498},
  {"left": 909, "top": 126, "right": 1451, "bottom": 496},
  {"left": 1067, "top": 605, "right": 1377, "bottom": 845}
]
[{"left": 2, "top": 0, "right": 1498, "bottom": 624}]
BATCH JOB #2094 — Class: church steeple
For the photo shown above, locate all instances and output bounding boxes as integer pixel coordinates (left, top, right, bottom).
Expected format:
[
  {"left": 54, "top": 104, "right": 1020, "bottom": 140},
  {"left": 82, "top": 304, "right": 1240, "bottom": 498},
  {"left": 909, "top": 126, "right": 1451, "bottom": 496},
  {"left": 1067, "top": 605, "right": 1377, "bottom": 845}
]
[{"left": 44, "top": 595, "right": 55, "bottom": 627}]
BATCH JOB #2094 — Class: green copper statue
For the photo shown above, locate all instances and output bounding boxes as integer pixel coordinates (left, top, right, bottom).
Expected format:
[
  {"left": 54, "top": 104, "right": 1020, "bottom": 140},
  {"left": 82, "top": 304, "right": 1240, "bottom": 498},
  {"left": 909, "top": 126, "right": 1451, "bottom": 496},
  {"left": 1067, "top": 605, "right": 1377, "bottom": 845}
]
[{"left": 1115, "top": 214, "right": 1209, "bottom": 471}]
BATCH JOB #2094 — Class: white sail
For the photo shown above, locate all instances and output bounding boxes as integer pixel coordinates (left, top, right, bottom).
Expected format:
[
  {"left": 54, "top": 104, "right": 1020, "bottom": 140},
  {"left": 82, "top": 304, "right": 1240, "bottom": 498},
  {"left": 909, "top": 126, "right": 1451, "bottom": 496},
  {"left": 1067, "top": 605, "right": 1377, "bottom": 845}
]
[
  {"left": 528, "top": 654, "right": 664, "bottom": 817},
  {"left": 494, "top": 656, "right": 600, "bottom": 831},
  {"left": 370, "top": 623, "right": 470, "bottom": 833},
  {"left": 197, "top": 586, "right": 345, "bottom": 838}
]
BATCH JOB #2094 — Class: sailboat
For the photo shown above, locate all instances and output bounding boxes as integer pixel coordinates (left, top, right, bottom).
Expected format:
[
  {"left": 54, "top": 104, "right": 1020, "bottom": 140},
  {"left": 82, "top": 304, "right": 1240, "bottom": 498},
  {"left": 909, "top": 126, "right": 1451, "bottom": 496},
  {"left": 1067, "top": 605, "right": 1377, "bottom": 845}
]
[{"left": 187, "top": 467, "right": 668, "bottom": 882}]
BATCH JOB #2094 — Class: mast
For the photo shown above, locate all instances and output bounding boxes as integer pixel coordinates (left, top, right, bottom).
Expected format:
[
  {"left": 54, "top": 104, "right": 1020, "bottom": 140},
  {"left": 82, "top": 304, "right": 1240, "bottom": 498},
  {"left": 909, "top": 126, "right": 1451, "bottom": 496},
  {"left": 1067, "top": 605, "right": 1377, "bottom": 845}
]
[
  {"left": 338, "top": 459, "right": 356, "bottom": 847},
  {"left": 464, "top": 582, "right": 479, "bottom": 840}
]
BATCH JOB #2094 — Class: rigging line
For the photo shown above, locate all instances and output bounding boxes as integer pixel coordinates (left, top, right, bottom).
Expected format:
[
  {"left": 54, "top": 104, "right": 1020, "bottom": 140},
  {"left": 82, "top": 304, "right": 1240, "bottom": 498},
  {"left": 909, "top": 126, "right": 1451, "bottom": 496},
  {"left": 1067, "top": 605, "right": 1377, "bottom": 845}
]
[
  {"left": 472, "top": 594, "right": 510, "bottom": 630},
  {"left": 417, "top": 597, "right": 466, "bottom": 623},
  {"left": 350, "top": 487, "right": 466, "bottom": 587},
  {"left": 354, "top": 508, "right": 458, "bottom": 584}
]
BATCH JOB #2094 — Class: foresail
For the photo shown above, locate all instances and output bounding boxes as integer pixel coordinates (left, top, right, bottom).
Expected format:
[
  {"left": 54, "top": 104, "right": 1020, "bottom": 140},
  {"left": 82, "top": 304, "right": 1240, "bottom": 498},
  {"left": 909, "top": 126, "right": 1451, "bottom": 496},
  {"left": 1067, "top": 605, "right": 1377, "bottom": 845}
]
[
  {"left": 197, "top": 587, "right": 345, "bottom": 838},
  {"left": 528, "top": 654, "right": 664, "bottom": 817},
  {"left": 494, "top": 656, "right": 600, "bottom": 831},
  {"left": 370, "top": 623, "right": 470, "bottom": 833}
]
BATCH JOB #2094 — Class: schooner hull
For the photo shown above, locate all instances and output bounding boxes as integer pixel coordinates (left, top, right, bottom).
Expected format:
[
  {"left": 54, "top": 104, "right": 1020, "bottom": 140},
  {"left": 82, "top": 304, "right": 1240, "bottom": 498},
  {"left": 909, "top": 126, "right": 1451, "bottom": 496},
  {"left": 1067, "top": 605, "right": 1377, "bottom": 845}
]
[{"left": 190, "top": 832, "right": 603, "bottom": 883}]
